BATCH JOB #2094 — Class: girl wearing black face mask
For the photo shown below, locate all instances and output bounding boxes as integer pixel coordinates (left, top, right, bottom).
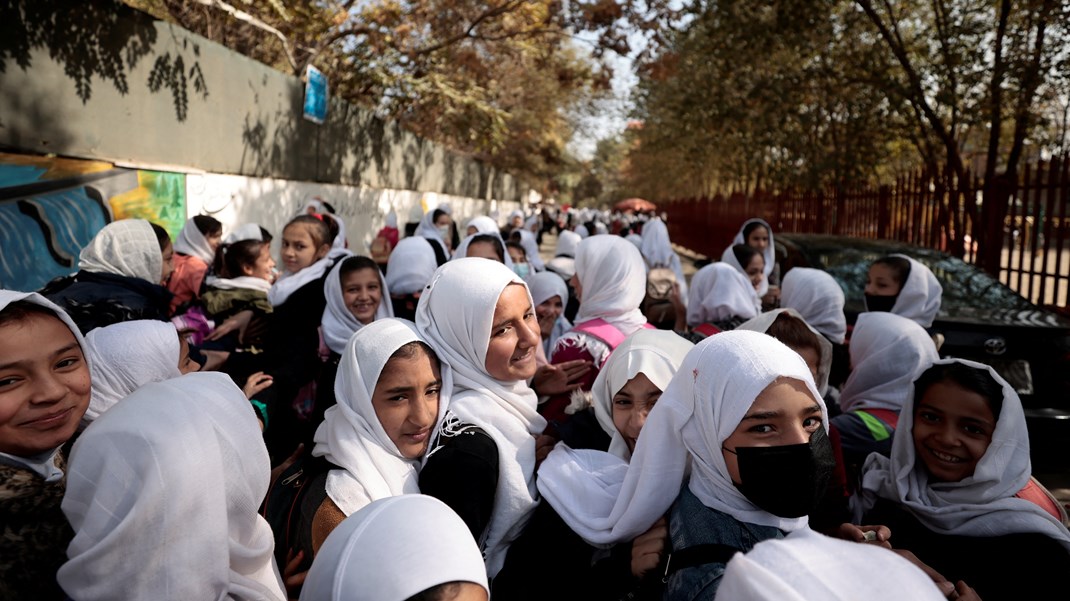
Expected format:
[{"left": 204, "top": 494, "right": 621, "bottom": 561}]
[
  {"left": 863, "top": 255, "right": 943, "bottom": 329},
  {"left": 537, "top": 331, "right": 844, "bottom": 601}
]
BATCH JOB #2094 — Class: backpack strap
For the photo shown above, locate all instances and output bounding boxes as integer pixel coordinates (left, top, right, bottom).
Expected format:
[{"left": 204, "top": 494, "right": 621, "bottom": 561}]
[
  {"left": 693, "top": 323, "right": 721, "bottom": 338},
  {"left": 661, "top": 543, "right": 741, "bottom": 582},
  {"left": 570, "top": 318, "right": 628, "bottom": 350},
  {"left": 424, "top": 237, "right": 448, "bottom": 267},
  {"left": 854, "top": 409, "right": 900, "bottom": 442}
]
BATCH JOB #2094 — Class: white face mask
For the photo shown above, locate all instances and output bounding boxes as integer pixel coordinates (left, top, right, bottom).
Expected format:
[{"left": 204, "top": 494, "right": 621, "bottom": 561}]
[{"left": 437, "top": 225, "right": 451, "bottom": 239}]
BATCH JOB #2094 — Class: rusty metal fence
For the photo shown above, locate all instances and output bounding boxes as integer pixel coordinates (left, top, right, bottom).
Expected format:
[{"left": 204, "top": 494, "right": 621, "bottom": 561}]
[{"left": 661, "top": 156, "right": 1070, "bottom": 309}]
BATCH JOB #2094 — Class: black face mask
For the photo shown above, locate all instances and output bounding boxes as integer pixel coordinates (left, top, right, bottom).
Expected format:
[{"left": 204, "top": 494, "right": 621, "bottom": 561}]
[
  {"left": 726, "top": 427, "right": 836, "bottom": 518},
  {"left": 864, "top": 294, "right": 898, "bottom": 313}
]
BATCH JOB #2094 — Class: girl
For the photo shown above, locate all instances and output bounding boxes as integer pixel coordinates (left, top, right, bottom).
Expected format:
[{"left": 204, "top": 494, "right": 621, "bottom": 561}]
[
  {"left": 200, "top": 232, "right": 276, "bottom": 352},
  {"left": 465, "top": 215, "right": 501, "bottom": 237},
  {"left": 526, "top": 272, "right": 572, "bottom": 360},
  {"left": 42, "top": 219, "right": 173, "bottom": 334},
  {"left": 722, "top": 218, "right": 779, "bottom": 308},
  {"left": 505, "top": 240, "right": 528, "bottom": 274},
  {"left": 780, "top": 267, "right": 847, "bottom": 345},
  {"left": 454, "top": 232, "right": 512, "bottom": 267},
  {"left": 306, "top": 319, "right": 451, "bottom": 555},
  {"left": 415, "top": 207, "right": 453, "bottom": 264},
  {"left": 727, "top": 244, "right": 767, "bottom": 294},
  {"left": 385, "top": 237, "right": 439, "bottom": 321},
  {"left": 0, "top": 291, "right": 91, "bottom": 600},
  {"left": 853, "top": 359, "right": 1070, "bottom": 599},
  {"left": 864, "top": 254, "right": 943, "bottom": 328},
  {"left": 543, "top": 236, "right": 651, "bottom": 424},
  {"left": 736, "top": 308, "right": 831, "bottom": 397},
  {"left": 168, "top": 215, "right": 223, "bottom": 313},
  {"left": 685, "top": 262, "right": 760, "bottom": 337},
  {"left": 538, "top": 331, "right": 837, "bottom": 599},
  {"left": 639, "top": 217, "right": 689, "bottom": 305},
  {"left": 81, "top": 319, "right": 198, "bottom": 428},
  {"left": 512, "top": 229, "right": 545, "bottom": 273},
  {"left": 58, "top": 372, "right": 286, "bottom": 601},
  {"left": 415, "top": 258, "right": 547, "bottom": 581},
  {"left": 833, "top": 312, "right": 938, "bottom": 483},
  {"left": 301, "top": 495, "right": 489, "bottom": 601}
]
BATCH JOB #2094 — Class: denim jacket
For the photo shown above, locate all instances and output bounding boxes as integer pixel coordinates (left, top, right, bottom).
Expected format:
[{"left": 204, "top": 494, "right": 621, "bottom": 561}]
[{"left": 663, "top": 486, "right": 783, "bottom": 600}]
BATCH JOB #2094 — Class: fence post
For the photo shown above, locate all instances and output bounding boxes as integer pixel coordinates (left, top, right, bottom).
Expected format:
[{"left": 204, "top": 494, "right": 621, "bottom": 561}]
[
  {"left": 978, "top": 175, "right": 1014, "bottom": 277},
  {"left": 877, "top": 185, "right": 891, "bottom": 239},
  {"left": 834, "top": 186, "right": 846, "bottom": 235}
]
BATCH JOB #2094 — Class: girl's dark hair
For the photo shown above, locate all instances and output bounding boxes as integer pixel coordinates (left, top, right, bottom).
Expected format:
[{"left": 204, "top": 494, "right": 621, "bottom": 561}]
[
  {"left": 766, "top": 312, "right": 822, "bottom": 363},
  {"left": 339, "top": 255, "right": 381, "bottom": 280},
  {"left": 872, "top": 256, "right": 912, "bottom": 286},
  {"left": 505, "top": 240, "right": 526, "bottom": 260},
  {"left": 214, "top": 239, "right": 266, "bottom": 279},
  {"left": 192, "top": 215, "right": 223, "bottom": 237},
  {"left": 913, "top": 362, "right": 1004, "bottom": 420},
  {"left": 432, "top": 209, "right": 448, "bottom": 223},
  {"left": 149, "top": 222, "right": 171, "bottom": 250},
  {"left": 732, "top": 244, "right": 761, "bottom": 269},
  {"left": 468, "top": 234, "right": 505, "bottom": 261},
  {"left": 389, "top": 340, "right": 441, "bottom": 367},
  {"left": 285, "top": 214, "right": 333, "bottom": 249},
  {"left": 0, "top": 300, "right": 63, "bottom": 329},
  {"left": 742, "top": 221, "right": 768, "bottom": 240},
  {"left": 259, "top": 226, "right": 274, "bottom": 243},
  {"left": 405, "top": 582, "right": 468, "bottom": 601}
]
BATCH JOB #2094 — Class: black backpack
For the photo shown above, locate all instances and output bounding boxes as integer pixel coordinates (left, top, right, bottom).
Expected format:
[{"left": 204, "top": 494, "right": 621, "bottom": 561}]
[{"left": 260, "top": 450, "right": 332, "bottom": 569}]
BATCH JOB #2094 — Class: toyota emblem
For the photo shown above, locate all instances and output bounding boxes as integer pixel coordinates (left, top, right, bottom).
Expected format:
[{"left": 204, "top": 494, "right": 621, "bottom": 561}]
[{"left": 984, "top": 337, "right": 1007, "bottom": 356}]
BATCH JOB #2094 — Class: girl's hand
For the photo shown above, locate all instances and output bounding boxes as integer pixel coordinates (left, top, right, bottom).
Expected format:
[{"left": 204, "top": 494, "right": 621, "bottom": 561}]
[
  {"left": 630, "top": 517, "right": 669, "bottom": 579},
  {"left": 243, "top": 371, "right": 274, "bottom": 399},
  {"left": 283, "top": 548, "right": 308, "bottom": 600},
  {"left": 830, "top": 522, "right": 892, "bottom": 548}
]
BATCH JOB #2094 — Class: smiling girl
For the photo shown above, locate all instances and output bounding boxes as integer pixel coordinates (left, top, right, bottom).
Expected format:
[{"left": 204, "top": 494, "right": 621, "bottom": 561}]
[{"left": 853, "top": 358, "right": 1070, "bottom": 599}]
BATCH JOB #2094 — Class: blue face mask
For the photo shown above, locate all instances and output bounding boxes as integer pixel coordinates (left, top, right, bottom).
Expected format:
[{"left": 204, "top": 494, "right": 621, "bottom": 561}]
[{"left": 513, "top": 263, "right": 530, "bottom": 279}]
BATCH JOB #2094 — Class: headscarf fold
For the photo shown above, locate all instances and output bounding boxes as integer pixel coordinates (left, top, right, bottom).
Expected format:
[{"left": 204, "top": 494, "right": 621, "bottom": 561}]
[
  {"left": 205, "top": 274, "right": 273, "bottom": 293},
  {"left": 572, "top": 236, "right": 648, "bottom": 335},
  {"left": 720, "top": 218, "right": 775, "bottom": 297},
  {"left": 852, "top": 358, "right": 1070, "bottom": 551},
  {"left": 312, "top": 319, "right": 450, "bottom": 515},
  {"left": 78, "top": 219, "right": 162, "bottom": 284},
  {"left": 839, "top": 312, "right": 938, "bottom": 414},
  {"left": 385, "top": 237, "right": 439, "bottom": 295},
  {"left": 452, "top": 231, "right": 514, "bottom": 269},
  {"left": 686, "top": 263, "right": 759, "bottom": 326},
  {"left": 886, "top": 254, "right": 943, "bottom": 329},
  {"left": 591, "top": 329, "right": 694, "bottom": 460},
  {"left": 555, "top": 230, "right": 582, "bottom": 258},
  {"left": 59, "top": 372, "right": 286, "bottom": 601},
  {"left": 780, "top": 267, "right": 847, "bottom": 344},
  {"left": 321, "top": 259, "right": 393, "bottom": 355},
  {"left": 415, "top": 258, "right": 547, "bottom": 577},
  {"left": 299, "top": 494, "right": 489, "bottom": 601},
  {"left": 224, "top": 223, "right": 263, "bottom": 244},
  {"left": 83, "top": 320, "right": 181, "bottom": 427},
  {"left": 173, "top": 217, "right": 215, "bottom": 264},
  {"left": 538, "top": 331, "right": 826, "bottom": 545},
  {"left": 464, "top": 215, "right": 500, "bottom": 235},
  {"left": 736, "top": 308, "right": 833, "bottom": 396}
]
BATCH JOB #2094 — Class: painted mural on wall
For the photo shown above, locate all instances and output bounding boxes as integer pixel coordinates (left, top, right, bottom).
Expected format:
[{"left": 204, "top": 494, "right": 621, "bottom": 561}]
[{"left": 0, "top": 152, "right": 186, "bottom": 292}]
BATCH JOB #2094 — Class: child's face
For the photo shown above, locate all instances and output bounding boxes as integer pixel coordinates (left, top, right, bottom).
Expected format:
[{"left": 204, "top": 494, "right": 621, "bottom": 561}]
[
  {"left": 912, "top": 380, "right": 996, "bottom": 483},
  {"left": 865, "top": 263, "right": 902, "bottom": 297},
  {"left": 281, "top": 224, "right": 328, "bottom": 274},
  {"left": 535, "top": 295, "right": 564, "bottom": 338},
  {"left": 161, "top": 242, "right": 175, "bottom": 285},
  {"left": 466, "top": 240, "right": 501, "bottom": 263},
  {"left": 371, "top": 349, "right": 442, "bottom": 459},
  {"left": 612, "top": 372, "right": 662, "bottom": 454},
  {"left": 507, "top": 246, "right": 526, "bottom": 265},
  {"left": 0, "top": 313, "right": 91, "bottom": 456},
  {"left": 745, "top": 226, "right": 770, "bottom": 252},
  {"left": 722, "top": 378, "right": 823, "bottom": 485},
  {"left": 745, "top": 254, "right": 765, "bottom": 289},
  {"left": 243, "top": 244, "right": 277, "bottom": 282},
  {"left": 341, "top": 268, "right": 383, "bottom": 325},
  {"left": 484, "top": 284, "right": 540, "bottom": 382},
  {"left": 206, "top": 230, "right": 223, "bottom": 253},
  {"left": 177, "top": 335, "right": 200, "bottom": 374}
]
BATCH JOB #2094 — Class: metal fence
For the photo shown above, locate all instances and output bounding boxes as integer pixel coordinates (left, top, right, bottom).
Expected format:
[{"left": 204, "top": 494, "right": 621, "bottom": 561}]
[{"left": 661, "top": 155, "right": 1070, "bottom": 309}]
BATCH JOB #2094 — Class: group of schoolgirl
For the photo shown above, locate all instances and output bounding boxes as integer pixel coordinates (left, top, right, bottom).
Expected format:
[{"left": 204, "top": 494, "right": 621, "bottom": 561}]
[{"left": 2, "top": 205, "right": 1069, "bottom": 601}]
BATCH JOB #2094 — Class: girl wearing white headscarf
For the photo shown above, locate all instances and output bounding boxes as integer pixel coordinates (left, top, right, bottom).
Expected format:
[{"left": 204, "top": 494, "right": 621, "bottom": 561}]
[
  {"left": 0, "top": 291, "right": 91, "bottom": 600},
  {"left": 513, "top": 229, "right": 545, "bottom": 272},
  {"left": 685, "top": 262, "right": 760, "bottom": 335},
  {"left": 416, "top": 258, "right": 547, "bottom": 580},
  {"left": 384, "top": 237, "right": 439, "bottom": 321},
  {"left": 852, "top": 358, "right": 1070, "bottom": 598},
  {"left": 526, "top": 272, "right": 572, "bottom": 359},
  {"left": 59, "top": 372, "right": 286, "bottom": 601},
  {"left": 453, "top": 231, "right": 514, "bottom": 269},
  {"left": 736, "top": 308, "right": 833, "bottom": 397},
  {"left": 307, "top": 319, "right": 451, "bottom": 551},
  {"left": 300, "top": 495, "right": 489, "bottom": 601},
  {"left": 543, "top": 236, "right": 650, "bottom": 424},
  {"left": 169, "top": 215, "right": 223, "bottom": 313},
  {"left": 465, "top": 215, "right": 499, "bottom": 236},
  {"left": 555, "top": 230, "right": 582, "bottom": 258},
  {"left": 780, "top": 267, "right": 847, "bottom": 344},
  {"left": 864, "top": 254, "right": 943, "bottom": 328},
  {"left": 81, "top": 319, "right": 187, "bottom": 428},
  {"left": 537, "top": 331, "right": 835, "bottom": 599},
  {"left": 832, "top": 312, "right": 938, "bottom": 479},
  {"left": 415, "top": 207, "right": 453, "bottom": 262},
  {"left": 43, "top": 219, "right": 173, "bottom": 334},
  {"left": 639, "top": 218, "right": 688, "bottom": 304},
  {"left": 321, "top": 257, "right": 393, "bottom": 356},
  {"left": 721, "top": 218, "right": 777, "bottom": 295}
]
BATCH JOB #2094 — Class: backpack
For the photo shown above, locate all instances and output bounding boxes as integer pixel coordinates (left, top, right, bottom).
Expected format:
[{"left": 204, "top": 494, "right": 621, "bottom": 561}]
[
  {"left": 259, "top": 449, "right": 333, "bottom": 568},
  {"left": 646, "top": 267, "right": 677, "bottom": 301}
]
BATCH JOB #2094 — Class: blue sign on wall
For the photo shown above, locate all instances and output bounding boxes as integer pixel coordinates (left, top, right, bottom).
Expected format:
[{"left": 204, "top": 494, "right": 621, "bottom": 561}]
[{"left": 303, "top": 65, "right": 328, "bottom": 124}]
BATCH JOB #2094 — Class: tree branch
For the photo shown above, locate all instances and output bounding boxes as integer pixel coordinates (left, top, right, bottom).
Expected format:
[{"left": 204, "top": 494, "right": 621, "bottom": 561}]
[
  {"left": 411, "top": 0, "right": 526, "bottom": 56},
  {"left": 192, "top": 0, "right": 297, "bottom": 72},
  {"left": 985, "top": 0, "right": 1012, "bottom": 182}
]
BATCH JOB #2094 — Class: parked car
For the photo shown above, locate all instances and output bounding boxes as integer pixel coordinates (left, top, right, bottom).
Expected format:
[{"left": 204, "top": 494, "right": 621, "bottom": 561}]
[{"left": 776, "top": 233, "right": 1070, "bottom": 470}]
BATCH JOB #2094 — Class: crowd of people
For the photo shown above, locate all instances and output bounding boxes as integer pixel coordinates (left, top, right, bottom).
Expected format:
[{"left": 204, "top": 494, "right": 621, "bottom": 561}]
[{"left": 1, "top": 199, "right": 1068, "bottom": 601}]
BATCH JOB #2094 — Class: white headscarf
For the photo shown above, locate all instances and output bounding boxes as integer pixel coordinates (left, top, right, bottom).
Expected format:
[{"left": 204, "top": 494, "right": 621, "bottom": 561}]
[
  {"left": 884, "top": 254, "right": 943, "bottom": 329},
  {"left": 545, "top": 256, "right": 576, "bottom": 280},
  {"left": 465, "top": 215, "right": 500, "bottom": 235},
  {"left": 452, "top": 231, "right": 514, "bottom": 269},
  {"left": 722, "top": 218, "right": 775, "bottom": 279},
  {"left": 312, "top": 319, "right": 450, "bottom": 516},
  {"left": 205, "top": 274, "right": 273, "bottom": 293},
  {"left": 0, "top": 291, "right": 88, "bottom": 482},
  {"left": 839, "top": 312, "right": 938, "bottom": 413},
  {"left": 300, "top": 201, "right": 348, "bottom": 250},
  {"left": 780, "top": 267, "right": 847, "bottom": 344},
  {"left": 639, "top": 218, "right": 688, "bottom": 303},
  {"left": 853, "top": 358, "right": 1070, "bottom": 551},
  {"left": 82, "top": 320, "right": 182, "bottom": 427},
  {"left": 268, "top": 250, "right": 346, "bottom": 307},
  {"left": 321, "top": 258, "right": 394, "bottom": 355},
  {"left": 686, "top": 262, "right": 760, "bottom": 327},
  {"left": 415, "top": 208, "right": 450, "bottom": 257},
  {"left": 526, "top": 272, "right": 572, "bottom": 356},
  {"left": 572, "top": 235, "right": 648, "bottom": 334},
  {"left": 300, "top": 494, "right": 488, "bottom": 601},
  {"left": 59, "top": 372, "right": 285, "bottom": 601},
  {"left": 515, "top": 229, "right": 545, "bottom": 271},
  {"left": 415, "top": 258, "right": 547, "bottom": 577},
  {"left": 224, "top": 223, "right": 263, "bottom": 244},
  {"left": 537, "top": 331, "right": 826, "bottom": 545},
  {"left": 591, "top": 329, "right": 694, "bottom": 460},
  {"left": 737, "top": 308, "right": 833, "bottom": 396},
  {"left": 625, "top": 233, "right": 643, "bottom": 249},
  {"left": 574, "top": 224, "right": 590, "bottom": 239},
  {"left": 556, "top": 230, "right": 582, "bottom": 258},
  {"left": 385, "top": 237, "right": 439, "bottom": 295},
  {"left": 718, "top": 527, "right": 947, "bottom": 601},
  {"left": 173, "top": 217, "right": 215, "bottom": 264},
  {"left": 78, "top": 219, "right": 162, "bottom": 284}
]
